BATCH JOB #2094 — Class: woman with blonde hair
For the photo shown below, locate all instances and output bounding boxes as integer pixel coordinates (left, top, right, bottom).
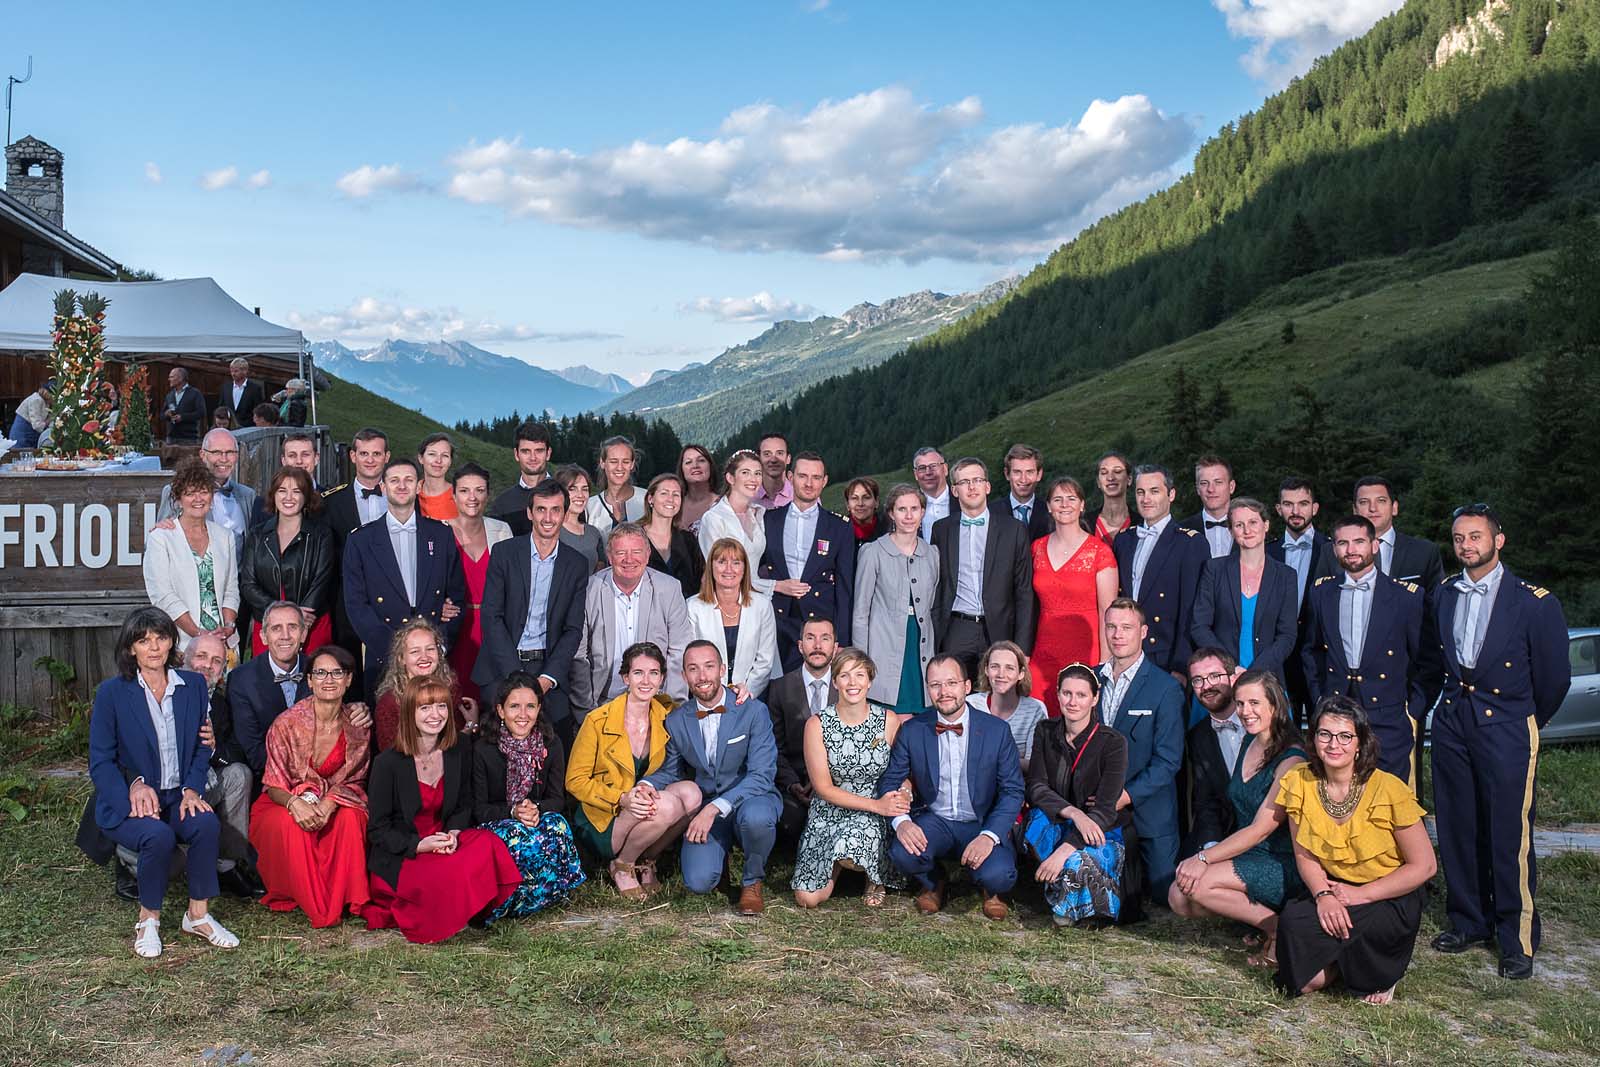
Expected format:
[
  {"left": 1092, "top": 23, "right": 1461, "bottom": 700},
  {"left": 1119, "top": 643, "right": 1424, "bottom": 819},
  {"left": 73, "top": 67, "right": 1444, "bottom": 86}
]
[
  {"left": 683, "top": 538, "right": 778, "bottom": 696},
  {"left": 372, "top": 619, "right": 477, "bottom": 751},
  {"left": 968, "top": 641, "right": 1049, "bottom": 770},
  {"left": 696, "top": 449, "right": 773, "bottom": 595},
  {"left": 585, "top": 436, "right": 645, "bottom": 535}
]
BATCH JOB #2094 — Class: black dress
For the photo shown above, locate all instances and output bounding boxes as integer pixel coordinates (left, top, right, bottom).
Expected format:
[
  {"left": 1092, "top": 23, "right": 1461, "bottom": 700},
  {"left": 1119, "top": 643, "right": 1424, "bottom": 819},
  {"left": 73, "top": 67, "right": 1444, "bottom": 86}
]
[{"left": 647, "top": 528, "right": 705, "bottom": 599}]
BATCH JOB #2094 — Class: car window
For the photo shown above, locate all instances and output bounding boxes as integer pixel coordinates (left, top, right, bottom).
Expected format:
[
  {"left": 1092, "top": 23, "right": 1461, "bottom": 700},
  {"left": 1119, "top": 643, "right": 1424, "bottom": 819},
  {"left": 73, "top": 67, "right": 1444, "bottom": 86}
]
[{"left": 1570, "top": 635, "right": 1599, "bottom": 678}]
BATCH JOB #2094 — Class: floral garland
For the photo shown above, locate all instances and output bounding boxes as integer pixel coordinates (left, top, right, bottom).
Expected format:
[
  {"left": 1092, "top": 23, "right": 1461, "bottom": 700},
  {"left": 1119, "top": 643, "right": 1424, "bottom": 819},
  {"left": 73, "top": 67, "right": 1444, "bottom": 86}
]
[{"left": 45, "top": 289, "right": 115, "bottom": 456}]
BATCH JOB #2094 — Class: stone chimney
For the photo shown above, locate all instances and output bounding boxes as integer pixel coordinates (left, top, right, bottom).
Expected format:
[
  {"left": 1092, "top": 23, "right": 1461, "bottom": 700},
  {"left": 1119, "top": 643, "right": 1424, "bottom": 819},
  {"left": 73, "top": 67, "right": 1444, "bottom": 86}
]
[{"left": 5, "top": 135, "right": 64, "bottom": 227}]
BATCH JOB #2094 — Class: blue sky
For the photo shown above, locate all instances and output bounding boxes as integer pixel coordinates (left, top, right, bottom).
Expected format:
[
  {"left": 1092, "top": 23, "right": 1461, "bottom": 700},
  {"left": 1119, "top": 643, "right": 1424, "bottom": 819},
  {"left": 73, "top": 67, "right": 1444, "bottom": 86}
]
[{"left": 3, "top": 1, "right": 1402, "bottom": 381}]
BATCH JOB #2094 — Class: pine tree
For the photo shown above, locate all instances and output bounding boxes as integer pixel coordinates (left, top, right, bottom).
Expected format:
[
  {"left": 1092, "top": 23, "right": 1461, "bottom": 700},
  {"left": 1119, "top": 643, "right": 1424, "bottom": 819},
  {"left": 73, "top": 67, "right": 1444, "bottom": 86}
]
[
  {"left": 1164, "top": 365, "right": 1203, "bottom": 460},
  {"left": 1197, "top": 259, "right": 1228, "bottom": 329},
  {"left": 1485, "top": 106, "right": 1548, "bottom": 217},
  {"left": 1280, "top": 212, "right": 1319, "bottom": 279}
]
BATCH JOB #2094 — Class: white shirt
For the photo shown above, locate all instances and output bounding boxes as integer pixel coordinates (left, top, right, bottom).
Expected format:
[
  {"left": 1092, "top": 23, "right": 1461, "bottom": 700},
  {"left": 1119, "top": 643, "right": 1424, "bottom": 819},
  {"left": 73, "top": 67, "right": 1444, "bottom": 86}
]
[
  {"left": 952, "top": 511, "right": 988, "bottom": 616},
  {"left": 1209, "top": 710, "right": 1245, "bottom": 774},
  {"left": 232, "top": 380, "right": 246, "bottom": 409},
  {"left": 1131, "top": 515, "right": 1172, "bottom": 599},
  {"left": 270, "top": 656, "right": 302, "bottom": 709},
  {"left": 1376, "top": 527, "right": 1396, "bottom": 575},
  {"left": 355, "top": 479, "right": 387, "bottom": 525},
  {"left": 608, "top": 577, "right": 642, "bottom": 695},
  {"left": 1200, "top": 508, "right": 1233, "bottom": 558},
  {"left": 136, "top": 669, "right": 187, "bottom": 790},
  {"left": 210, "top": 481, "right": 247, "bottom": 539},
  {"left": 696, "top": 694, "right": 735, "bottom": 815},
  {"left": 932, "top": 710, "right": 977, "bottom": 823},
  {"left": 1339, "top": 566, "right": 1378, "bottom": 667},
  {"left": 784, "top": 501, "right": 820, "bottom": 581},
  {"left": 17, "top": 391, "right": 50, "bottom": 431},
  {"left": 1454, "top": 562, "right": 1505, "bottom": 669},
  {"left": 920, "top": 488, "right": 951, "bottom": 541},
  {"left": 1099, "top": 655, "right": 1145, "bottom": 726},
  {"left": 386, "top": 511, "right": 418, "bottom": 605},
  {"left": 803, "top": 666, "right": 830, "bottom": 716},
  {"left": 1281, "top": 530, "right": 1317, "bottom": 609}
]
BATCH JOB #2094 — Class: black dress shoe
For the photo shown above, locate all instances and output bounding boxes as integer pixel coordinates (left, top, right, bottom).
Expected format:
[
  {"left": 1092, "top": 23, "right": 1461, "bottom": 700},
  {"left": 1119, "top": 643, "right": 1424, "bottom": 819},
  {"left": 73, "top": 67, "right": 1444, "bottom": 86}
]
[
  {"left": 217, "top": 865, "right": 263, "bottom": 899},
  {"left": 1498, "top": 953, "right": 1535, "bottom": 980},
  {"left": 113, "top": 860, "right": 139, "bottom": 902},
  {"left": 1431, "top": 929, "right": 1490, "bottom": 954}
]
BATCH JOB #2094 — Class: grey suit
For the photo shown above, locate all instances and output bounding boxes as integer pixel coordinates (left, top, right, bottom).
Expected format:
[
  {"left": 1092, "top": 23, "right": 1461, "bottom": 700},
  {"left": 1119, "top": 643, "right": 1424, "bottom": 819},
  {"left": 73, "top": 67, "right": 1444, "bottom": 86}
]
[
  {"left": 157, "top": 478, "right": 257, "bottom": 537},
  {"left": 570, "top": 567, "right": 693, "bottom": 710},
  {"left": 852, "top": 536, "right": 940, "bottom": 709}
]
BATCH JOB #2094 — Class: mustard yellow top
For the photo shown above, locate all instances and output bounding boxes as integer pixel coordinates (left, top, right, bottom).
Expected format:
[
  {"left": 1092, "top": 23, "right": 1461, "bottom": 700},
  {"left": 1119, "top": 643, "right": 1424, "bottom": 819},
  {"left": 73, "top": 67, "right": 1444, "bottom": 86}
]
[
  {"left": 564, "top": 692, "right": 674, "bottom": 833},
  {"left": 1276, "top": 765, "right": 1425, "bottom": 885}
]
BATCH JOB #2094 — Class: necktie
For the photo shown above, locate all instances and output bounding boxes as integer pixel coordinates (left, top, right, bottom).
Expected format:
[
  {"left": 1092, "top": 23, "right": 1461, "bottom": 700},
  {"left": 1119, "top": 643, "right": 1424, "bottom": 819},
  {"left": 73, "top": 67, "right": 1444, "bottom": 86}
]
[
  {"left": 809, "top": 680, "right": 825, "bottom": 714},
  {"left": 360, "top": 485, "right": 382, "bottom": 499},
  {"left": 1204, "top": 519, "right": 1227, "bottom": 530},
  {"left": 1016, "top": 504, "right": 1031, "bottom": 524},
  {"left": 960, "top": 516, "right": 985, "bottom": 528},
  {"left": 696, "top": 705, "right": 725, "bottom": 720},
  {"left": 216, "top": 482, "right": 234, "bottom": 497},
  {"left": 934, "top": 721, "right": 964, "bottom": 736}
]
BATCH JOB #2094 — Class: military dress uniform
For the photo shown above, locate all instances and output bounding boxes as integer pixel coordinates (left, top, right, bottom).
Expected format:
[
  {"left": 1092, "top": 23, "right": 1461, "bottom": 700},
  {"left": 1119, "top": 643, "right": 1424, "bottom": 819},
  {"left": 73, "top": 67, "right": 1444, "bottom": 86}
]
[
  {"left": 1430, "top": 563, "right": 1569, "bottom": 973},
  {"left": 1300, "top": 569, "right": 1440, "bottom": 787},
  {"left": 1113, "top": 519, "right": 1209, "bottom": 675}
]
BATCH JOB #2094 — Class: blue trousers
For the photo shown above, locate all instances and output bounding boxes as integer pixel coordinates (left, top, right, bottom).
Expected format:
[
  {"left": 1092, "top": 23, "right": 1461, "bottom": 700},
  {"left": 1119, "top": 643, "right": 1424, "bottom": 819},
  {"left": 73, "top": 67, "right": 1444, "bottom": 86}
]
[
  {"left": 888, "top": 812, "right": 1017, "bottom": 894},
  {"left": 1432, "top": 702, "right": 1541, "bottom": 958},
  {"left": 100, "top": 787, "right": 221, "bottom": 910},
  {"left": 681, "top": 793, "right": 781, "bottom": 892},
  {"left": 1137, "top": 828, "right": 1178, "bottom": 902},
  {"left": 1369, "top": 708, "right": 1420, "bottom": 790}
]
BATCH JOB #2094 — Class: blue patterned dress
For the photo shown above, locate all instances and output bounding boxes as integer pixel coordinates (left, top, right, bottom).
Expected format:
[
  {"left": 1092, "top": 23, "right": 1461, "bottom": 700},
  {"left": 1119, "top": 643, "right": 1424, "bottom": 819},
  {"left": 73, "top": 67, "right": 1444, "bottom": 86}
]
[{"left": 482, "top": 812, "right": 586, "bottom": 923}]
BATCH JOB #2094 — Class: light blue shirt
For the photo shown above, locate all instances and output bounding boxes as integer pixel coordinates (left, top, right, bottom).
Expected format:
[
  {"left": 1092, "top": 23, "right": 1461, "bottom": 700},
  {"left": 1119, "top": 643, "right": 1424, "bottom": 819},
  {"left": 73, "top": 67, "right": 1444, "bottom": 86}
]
[
  {"left": 1009, "top": 493, "right": 1037, "bottom": 527},
  {"left": 783, "top": 501, "right": 820, "bottom": 581},
  {"left": 1281, "top": 530, "right": 1316, "bottom": 609},
  {"left": 1454, "top": 562, "right": 1505, "bottom": 669},
  {"left": 953, "top": 512, "right": 988, "bottom": 616},
  {"left": 385, "top": 510, "right": 418, "bottom": 605},
  {"left": 136, "top": 669, "right": 187, "bottom": 790},
  {"left": 932, "top": 709, "right": 977, "bottom": 824},
  {"left": 210, "top": 482, "right": 247, "bottom": 539},
  {"left": 1130, "top": 515, "right": 1171, "bottom": 599},
  {"left": 696, "top": 692, "right": 734, "bottom": 816},
  {"left": 517, "top": 540, "right": 560, "bottom": 652},
  {"left": 1339, "top": 566, "right": 1377, "bottom": 667}
]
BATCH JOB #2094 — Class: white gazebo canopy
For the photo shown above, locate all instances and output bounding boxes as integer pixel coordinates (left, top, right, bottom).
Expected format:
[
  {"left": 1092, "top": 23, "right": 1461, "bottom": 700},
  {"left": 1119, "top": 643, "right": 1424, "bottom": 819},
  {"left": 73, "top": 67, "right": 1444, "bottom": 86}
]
[{"left": 0, "top": 273, "right": 303, "bottom": 355}]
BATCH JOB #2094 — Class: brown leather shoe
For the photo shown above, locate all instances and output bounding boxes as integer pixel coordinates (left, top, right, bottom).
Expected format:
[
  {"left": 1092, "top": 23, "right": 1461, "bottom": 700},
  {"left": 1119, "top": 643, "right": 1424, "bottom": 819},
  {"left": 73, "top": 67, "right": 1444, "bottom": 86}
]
[
  {"left": 738, "top": 881, "right": 765, "bottom": 915},
  {"left": 915, "top": 881, "right": 945, "bottom": 914},
  {"left": 981, "top": 893, "right": 1008, "bottom": 921}
]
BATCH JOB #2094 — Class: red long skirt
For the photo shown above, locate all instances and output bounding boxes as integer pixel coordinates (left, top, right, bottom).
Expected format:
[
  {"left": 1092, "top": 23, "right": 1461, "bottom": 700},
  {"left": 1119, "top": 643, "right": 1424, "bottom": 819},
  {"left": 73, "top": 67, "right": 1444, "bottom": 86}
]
[{"left": 249, "top": 799, "right": 370, "bottom": 927}]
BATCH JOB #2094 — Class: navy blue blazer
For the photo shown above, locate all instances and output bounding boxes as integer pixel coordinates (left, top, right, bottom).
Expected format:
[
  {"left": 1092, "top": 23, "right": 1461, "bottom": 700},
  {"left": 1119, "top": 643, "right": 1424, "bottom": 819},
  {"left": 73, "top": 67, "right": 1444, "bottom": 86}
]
[
  {"left": 473, "top": 535, "right": 588, "bottom": 691},
  {"left": 758, "top": 504, "right": 856, "bottom": 664},
  {"left": 227, "top": 652, "right": 311, "bottom": 776},
  {"left": 1300, "top": 572, "right": 1437, "bottom": 719},
  {"left": 1266, "top": 530, "right": 1330, "bottom": 622},
  {"left": 1313, "top": 528, "right": 1445, "bottom": 592},
  {"left": 1100, "top": 657, "right": 1185, "bottom": 843},
  {"left": 876, "top": 709, "right": 1024, "bottom": 842},
  {"left": 1190, "top": 553, "right": 1300, "bottom": 684},
  {"left": 341, "top": 511, "right": 466, "bottom": 671},
  {"left": 1112, "top": 521, "right": 1209, "bottom": 674},
  {"left": 1433, "top": 568, "right": 1570, "bottom": 729},
  {"left": 88, "top": 671, "right": 213, "bottom": 830}
]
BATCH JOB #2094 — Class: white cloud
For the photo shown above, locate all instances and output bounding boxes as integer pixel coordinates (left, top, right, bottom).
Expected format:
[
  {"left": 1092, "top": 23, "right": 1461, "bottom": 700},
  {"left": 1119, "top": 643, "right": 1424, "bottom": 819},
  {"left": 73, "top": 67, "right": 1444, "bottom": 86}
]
[
  {"left": 336, "top": 163, "right": 426, "bottom": 198},
  {"left": 199, "top": 165, "right": 239, "bottom": 191},
  {"left": 1213, "top": 0, "right": 1405, "bottom": 86},
  {"left": 245, "top": 169, "right": 272, "bottom": 189},
  {"left": 441, "top": 85, "right": 1195, "bottom": 262},
  {"left": 680, "top": 291, "right": 820, "bottom": 324},
  {"left": 286, "top": 296, "right": 619, "bottom": 345},
  {"left": 144, "top": 162, "right": 162, "bottom": 184}
]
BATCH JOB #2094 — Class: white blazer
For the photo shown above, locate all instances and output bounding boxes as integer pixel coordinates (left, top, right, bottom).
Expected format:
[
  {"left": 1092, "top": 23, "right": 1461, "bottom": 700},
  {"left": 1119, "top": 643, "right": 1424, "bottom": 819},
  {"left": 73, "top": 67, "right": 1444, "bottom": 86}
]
[
  {"left": 142, "top": 520, "right": 240, "bottom": 651},
  {"left": 584, "top": 487, "right": 646, "bottom": 536},
  {"left": 696, "top": 497, "right": 773, "bottom": 596},
  {"left": 684, "top": 592, "right": 779, "bottom": 696}
]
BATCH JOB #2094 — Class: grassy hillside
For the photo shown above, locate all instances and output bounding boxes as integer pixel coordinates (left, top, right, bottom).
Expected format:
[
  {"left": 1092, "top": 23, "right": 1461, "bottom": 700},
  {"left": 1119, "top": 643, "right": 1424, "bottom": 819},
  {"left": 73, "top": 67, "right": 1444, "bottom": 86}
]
[{"left": 314, "top": 372, "right": 517, "bottom": 487}]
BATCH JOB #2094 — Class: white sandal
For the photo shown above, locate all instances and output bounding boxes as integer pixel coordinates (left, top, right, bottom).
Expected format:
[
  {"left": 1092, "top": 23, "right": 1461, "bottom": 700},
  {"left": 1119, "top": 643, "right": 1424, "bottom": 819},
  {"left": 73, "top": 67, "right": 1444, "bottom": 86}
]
[
  {"left": 133, "top": 916, "right": 162, "bottom": 958},
  {"left": 181, "top": 912, "right": 240, "bottom": 949}
]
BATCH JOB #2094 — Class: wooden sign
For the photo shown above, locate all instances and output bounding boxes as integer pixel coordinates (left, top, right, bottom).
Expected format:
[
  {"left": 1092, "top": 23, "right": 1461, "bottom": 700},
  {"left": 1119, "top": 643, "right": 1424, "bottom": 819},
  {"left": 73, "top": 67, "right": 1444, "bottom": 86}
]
[{"left": 0, "top": 470, "right": 172, "bottom": 600}]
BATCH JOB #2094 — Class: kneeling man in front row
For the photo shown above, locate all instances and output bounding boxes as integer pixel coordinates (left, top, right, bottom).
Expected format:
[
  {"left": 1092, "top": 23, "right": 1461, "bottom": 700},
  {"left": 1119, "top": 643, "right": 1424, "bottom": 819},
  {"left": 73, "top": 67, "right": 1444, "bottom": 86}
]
[
  {"left": 880, "top": 655, "right": 1024, "bottom": 919},
  {"left": 638, "top": 641, "right": 781, "bottom": 915}
]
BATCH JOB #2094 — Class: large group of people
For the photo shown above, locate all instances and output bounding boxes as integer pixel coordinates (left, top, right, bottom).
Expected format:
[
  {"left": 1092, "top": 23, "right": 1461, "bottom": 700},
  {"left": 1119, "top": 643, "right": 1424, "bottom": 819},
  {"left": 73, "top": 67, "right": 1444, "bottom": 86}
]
[{"left": 84, "top": 420, "right": 1571, "bottom": 1004}]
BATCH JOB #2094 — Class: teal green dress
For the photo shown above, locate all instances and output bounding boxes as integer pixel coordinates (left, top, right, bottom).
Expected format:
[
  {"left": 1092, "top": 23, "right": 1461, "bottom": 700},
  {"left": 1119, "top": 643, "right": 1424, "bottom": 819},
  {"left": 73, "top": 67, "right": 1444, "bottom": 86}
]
[
  {"left": 1227, "top": 741, "right": 1306, "bottom": 907},
  {"left": 895, "top": 591, "right": 925, "bottom": 714},
  {"left": 570, "top": 753, "right": 650, "bottom": 863}
]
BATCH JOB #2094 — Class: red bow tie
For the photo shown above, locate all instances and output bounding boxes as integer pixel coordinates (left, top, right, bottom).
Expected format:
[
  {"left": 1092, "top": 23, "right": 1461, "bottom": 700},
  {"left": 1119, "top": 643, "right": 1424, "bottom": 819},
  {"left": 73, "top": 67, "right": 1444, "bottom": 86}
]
[
  {"left": 696, "top": 705, "right": 725, "bottom": 720},
  {"left": 934, "top": 721, "right": 964, "bottom": 737}
]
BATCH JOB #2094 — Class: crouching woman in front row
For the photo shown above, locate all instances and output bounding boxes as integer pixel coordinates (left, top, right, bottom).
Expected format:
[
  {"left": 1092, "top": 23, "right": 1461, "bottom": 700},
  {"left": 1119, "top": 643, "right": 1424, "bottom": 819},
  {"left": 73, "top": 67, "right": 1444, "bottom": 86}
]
[{"left": 363, "top": 675, "right": 521, "bottom": 943}]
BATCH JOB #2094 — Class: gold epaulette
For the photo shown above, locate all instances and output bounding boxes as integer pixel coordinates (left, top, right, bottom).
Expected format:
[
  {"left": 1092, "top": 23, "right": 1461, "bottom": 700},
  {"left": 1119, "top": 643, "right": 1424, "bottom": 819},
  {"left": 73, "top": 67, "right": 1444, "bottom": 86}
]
[
  {"left": 1403, "top": 582, "right": 1419, "bottom": 594},
  {"left": 1522, "top": 581, "right": 1550, "bottom": 599},
  {"left": 1180, "top": 527, "right": 1198, "bottom": 537},
  {"left": 324, "top": 482, "right": 347, "bottom": 497},
  {"left": 1313, "top": 575, "right": 1334, "bottom": 587}
]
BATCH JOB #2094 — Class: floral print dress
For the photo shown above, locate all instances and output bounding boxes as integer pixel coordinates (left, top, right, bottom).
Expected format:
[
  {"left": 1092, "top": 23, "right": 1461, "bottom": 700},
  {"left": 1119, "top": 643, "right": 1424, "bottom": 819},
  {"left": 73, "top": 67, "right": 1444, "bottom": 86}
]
[{"left": 792, "top": 704, "right": 904, "bottom": 892}]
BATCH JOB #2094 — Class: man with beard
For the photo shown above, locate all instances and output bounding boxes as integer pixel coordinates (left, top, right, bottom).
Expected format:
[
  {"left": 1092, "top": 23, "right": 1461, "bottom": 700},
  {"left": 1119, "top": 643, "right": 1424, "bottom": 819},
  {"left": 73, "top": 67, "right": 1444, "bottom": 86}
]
[
  {"left": 765, "top": 618, "right": 839, "bottom": 841},
  {"left": 1180, "top": 647, "right": 1244, "bottom": 858},
  {"left": 1429, "top": 505, "right": 1568, "bottom": 981},
  {"left": 1268, "top": 477, "right": 1328, "bottom": 717},
  {"left": 1301, "top": 515, "right": 1437, "bottom": 787}
]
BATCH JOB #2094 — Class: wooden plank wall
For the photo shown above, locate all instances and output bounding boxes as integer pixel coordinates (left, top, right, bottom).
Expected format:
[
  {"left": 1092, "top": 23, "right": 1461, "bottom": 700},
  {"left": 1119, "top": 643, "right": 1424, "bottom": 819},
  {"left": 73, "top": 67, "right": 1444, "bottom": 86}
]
[{"left": 0, "top": 612, "right": 125, "bottom": 715}]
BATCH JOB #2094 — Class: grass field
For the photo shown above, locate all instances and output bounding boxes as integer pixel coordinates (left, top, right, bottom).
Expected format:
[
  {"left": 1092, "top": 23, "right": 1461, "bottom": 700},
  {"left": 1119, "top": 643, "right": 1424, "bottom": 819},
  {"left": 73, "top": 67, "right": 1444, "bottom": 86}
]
[{"left": 4, "top": 741, "right": 1598, "bottom": 1067}]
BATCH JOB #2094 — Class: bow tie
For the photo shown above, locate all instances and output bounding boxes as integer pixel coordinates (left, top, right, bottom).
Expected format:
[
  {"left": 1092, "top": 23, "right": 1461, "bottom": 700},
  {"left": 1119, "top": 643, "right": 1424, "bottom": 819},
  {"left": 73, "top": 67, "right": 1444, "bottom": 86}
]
[
  {"left": 1455, "top": 579, "right": 1491, "bottom": 596},
  {"left": 934, "top": 720, "right": 964, "bottom": 737},
  {"left": 1204, "top": 519, "right": 1228, "bottom": 530},
  {"left": 216, "top": 482, "right": 234, "bottom": 497},
  {"left": 1284, "top": 540, "right": 1312, "bottom": 552},
  {"left": 1212, "top": 718, "right": 1240, "bottom": 733},
  {"left": 276, "top": 670, "right": 304, "bottom": 686},
  {"left": 696, "top": 705, "right": 725, "bottom": 719},
  {"left": 1136, "top": 525, "right": 1162, "bottom": 539},
  {"left": 1342, "top": 579, "right": 1371, "bottom": 592},
  {"left": 960, "top": 516, "right": 986, "bottom": 527},
  {"left": 360, "top": 485, "right": 383, "bottom": 499}
]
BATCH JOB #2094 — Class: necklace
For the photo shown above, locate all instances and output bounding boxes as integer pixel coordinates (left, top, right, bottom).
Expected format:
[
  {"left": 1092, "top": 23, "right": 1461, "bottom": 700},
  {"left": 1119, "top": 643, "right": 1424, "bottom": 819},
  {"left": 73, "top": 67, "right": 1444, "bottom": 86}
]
[{"left": 1317, "top": 777, "right": 1364, "bottom": 820}]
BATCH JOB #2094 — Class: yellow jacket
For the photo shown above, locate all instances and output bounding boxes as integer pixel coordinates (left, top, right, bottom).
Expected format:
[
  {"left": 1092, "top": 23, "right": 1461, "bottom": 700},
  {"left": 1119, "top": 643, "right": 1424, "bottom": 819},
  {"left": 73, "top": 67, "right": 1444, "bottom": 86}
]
[{"left": 565, "top": 692, "right": 674, "bottom": 833}]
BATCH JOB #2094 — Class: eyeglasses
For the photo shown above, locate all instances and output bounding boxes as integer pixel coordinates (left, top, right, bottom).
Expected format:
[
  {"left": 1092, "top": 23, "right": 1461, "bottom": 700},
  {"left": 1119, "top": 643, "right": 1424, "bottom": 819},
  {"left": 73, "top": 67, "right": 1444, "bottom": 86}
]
[
  {"left": 202, "top": 448, "right": 239, "bottom": 458},
  {"left": 1314, "top": 729, "right": 1357, "bottom": 747},
  {"left": 308, "top": 668, "right": 349, "bottom": 680},
  {"left": 912, "top": 462, "right": 946, "bottom": 475},
  {"left": 1189, "top": 672, "right": 1229, "bottom": 688},
  {"left": 951, "top": 477, "right": 988, "bottom": 488}
]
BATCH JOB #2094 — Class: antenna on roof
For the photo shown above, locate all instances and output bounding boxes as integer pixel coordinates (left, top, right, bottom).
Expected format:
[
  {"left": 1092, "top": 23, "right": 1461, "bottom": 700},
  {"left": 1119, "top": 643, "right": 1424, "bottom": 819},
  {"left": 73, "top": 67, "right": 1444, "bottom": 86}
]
[{"left": 5, "top": 56, "right": 33, "bottom": 148}]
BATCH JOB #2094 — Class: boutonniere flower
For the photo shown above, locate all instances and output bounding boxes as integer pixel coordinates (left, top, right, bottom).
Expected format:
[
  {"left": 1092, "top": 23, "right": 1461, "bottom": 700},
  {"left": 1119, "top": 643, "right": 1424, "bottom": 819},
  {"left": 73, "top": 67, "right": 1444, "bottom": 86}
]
[{"left": 816, "top": 539, "right": 830, "bottom": 557}]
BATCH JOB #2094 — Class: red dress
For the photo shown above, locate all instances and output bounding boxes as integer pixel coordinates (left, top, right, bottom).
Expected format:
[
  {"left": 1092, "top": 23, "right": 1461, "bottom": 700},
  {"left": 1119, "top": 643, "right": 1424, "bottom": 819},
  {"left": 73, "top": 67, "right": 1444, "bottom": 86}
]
[
  {"left": 1029, "top": 534, "right": 1118, "bottom": 716},
  {"left": 447, "top": 542, "right": 492, "bottom": 702},
  {"left": 361, "top": 779, "right": 521, "bottom": 944},
  {"left": 249, "top": 732, "right": 370, "bottom": 927},
  {"left": 1093, "top": 513, "right": 1132, "bottom": 548}
]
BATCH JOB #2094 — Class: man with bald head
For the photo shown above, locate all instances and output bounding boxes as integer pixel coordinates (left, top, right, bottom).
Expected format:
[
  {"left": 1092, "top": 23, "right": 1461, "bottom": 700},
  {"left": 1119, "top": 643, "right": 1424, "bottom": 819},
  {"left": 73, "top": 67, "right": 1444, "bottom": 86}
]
[
  {"left": 161, "top": 365, "right": 207, "bottom": 444},
  {"left": 155, "top": 427, "right": 257, "bottom": 544}
]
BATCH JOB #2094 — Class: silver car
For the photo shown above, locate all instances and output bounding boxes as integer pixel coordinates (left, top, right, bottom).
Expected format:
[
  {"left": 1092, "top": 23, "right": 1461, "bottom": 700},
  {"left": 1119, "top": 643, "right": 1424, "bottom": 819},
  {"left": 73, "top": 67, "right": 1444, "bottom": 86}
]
[{"left": 1544, "top": 627, "right": 1600, "bottom": 742}]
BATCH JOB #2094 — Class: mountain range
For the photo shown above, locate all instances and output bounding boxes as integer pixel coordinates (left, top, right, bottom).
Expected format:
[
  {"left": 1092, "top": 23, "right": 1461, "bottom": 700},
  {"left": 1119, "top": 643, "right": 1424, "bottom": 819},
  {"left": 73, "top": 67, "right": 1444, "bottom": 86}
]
[
  {"left": 307, "top": 339, "right": 630, "bottom": 424},
  {"left": 596, "top": 279, "right": 1019, "bottom": 443}
]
